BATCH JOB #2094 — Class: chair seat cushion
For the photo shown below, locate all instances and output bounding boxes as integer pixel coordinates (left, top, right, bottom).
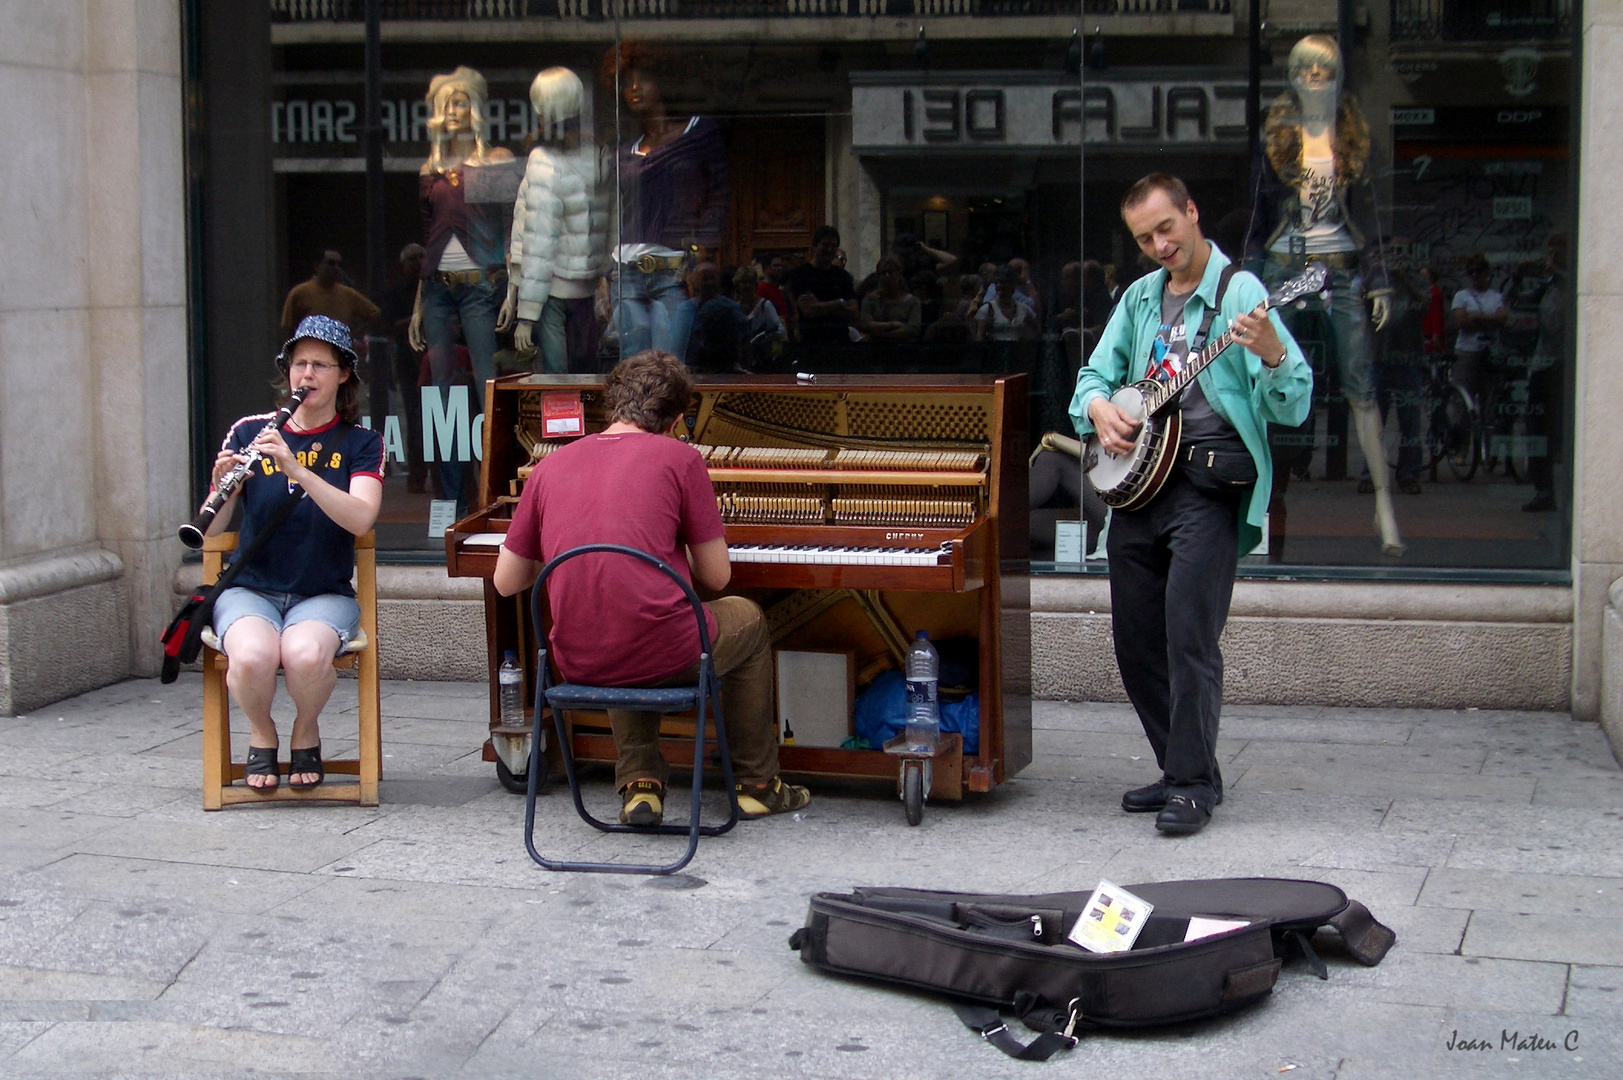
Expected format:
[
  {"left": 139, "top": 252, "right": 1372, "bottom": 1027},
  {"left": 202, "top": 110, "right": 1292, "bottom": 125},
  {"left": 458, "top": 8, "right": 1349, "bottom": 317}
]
[{"left": 545, "top": 683, "right": 700, "bottom": 712}]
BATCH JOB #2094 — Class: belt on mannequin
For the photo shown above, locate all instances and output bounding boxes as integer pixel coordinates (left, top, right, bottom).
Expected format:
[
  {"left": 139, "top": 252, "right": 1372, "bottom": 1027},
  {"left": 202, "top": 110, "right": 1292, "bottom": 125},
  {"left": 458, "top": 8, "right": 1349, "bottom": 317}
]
[
  {"left": 434, "top": 268, "right": 502, "bottom": 288},
  {"left": 625, "top": 253, "right": 687, "bottom": 273},
  {"left": 1267, "top": 251, "right": 1360, "bottom": 270}
]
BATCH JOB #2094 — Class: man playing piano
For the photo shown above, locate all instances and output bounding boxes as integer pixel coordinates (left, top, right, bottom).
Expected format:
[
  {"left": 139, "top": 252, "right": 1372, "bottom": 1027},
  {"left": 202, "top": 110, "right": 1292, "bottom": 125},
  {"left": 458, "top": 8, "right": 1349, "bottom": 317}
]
[
  {"left": 492, "top": 349, "right": 811, "bottom": 825},
  {"left": 1071, "top": 174, "right": 1311, "bottom": 836}
]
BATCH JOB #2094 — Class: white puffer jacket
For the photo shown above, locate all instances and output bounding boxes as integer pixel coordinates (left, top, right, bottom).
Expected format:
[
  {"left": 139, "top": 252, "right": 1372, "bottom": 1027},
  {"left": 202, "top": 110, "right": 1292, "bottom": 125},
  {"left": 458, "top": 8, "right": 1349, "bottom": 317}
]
[{"left": 509, "top": 144, "right": 610, "bottom": 322}]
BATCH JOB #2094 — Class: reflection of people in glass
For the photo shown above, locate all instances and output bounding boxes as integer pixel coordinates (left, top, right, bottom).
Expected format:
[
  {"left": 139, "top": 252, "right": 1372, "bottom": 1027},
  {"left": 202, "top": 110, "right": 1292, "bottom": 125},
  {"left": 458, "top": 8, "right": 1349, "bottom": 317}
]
[
  {"left": 1252, "top": 34, "right": 1404, "bottom": 556},
  {"left": 975, "top": 265, "right": 1038, "bottom": 342},
  {"left": 1522, "top": 236, "right": 1565, "bottom": 512},
  {"left": 409, "top": 66, "right": 516, "bottom": 511},
  {"left": 1450, "top": 252, "right": 1507, "bottom": 409},
  {"left": 859, "top": 257, "right": 922, "bottom": 342},
  {"left": 785, "top": 225, "right": 857, "bottom": 345},
  {"left": 601, "top": 43, "right": 729, "bottom": 360},
  {"left": 507, "top": 67, "right": 610, "bottom": 374},
  {"left": 281, "top": 249, "right": 379, "bottom": 339}
]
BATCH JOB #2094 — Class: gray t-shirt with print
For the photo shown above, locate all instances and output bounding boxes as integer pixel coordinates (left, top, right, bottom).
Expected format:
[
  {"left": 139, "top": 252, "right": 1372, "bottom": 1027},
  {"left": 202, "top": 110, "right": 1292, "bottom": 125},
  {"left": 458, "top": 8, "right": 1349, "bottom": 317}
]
[{"left": 1153, "top": 286, "right": 1239, "bottom": 444}]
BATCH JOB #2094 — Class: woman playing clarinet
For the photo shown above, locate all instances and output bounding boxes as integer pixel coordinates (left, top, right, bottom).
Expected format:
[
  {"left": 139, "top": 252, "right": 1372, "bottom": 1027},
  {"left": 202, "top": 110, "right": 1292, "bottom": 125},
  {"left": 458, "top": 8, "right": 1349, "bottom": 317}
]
[{"left": 202, "top": 315, "right": 384, "bottom": 791}]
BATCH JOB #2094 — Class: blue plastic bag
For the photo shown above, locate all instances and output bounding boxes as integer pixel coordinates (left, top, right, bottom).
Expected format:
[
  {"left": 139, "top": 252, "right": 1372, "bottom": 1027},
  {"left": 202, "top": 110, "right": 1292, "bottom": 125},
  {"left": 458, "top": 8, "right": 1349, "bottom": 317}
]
[{"left": 852, "top": 670, "right": 979, "bottom": 756}]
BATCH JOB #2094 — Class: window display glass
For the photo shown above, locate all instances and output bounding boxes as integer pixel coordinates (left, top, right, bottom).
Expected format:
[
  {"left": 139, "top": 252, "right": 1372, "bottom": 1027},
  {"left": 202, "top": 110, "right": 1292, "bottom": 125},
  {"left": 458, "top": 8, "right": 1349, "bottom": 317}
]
[{"left": 189, "top": 1, "right": 1576, "bottom": 577}]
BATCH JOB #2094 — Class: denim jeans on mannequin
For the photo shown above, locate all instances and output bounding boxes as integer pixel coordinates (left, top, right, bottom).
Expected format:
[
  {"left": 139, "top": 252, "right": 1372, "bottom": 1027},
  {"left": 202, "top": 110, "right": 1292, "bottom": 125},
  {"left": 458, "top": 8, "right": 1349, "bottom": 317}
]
[
  {"left": 1264, "top": 258, "right": 1404, "bottom": 553},
  {"left": 1262, "top": 261, "right": 1374, "bottom": 406},
  {"left": 608, "top": 266, "right": 693, "bottom": 359},
  {"left": 420, "top": 276, "right": 501, "bottom": 512}
]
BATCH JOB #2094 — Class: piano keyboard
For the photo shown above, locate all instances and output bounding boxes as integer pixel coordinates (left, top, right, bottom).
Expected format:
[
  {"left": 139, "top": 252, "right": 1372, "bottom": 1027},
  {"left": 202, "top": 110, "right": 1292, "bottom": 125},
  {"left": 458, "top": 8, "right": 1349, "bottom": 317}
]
[{"left": 728, "top": 542, "right": 950, "bottom": 568}]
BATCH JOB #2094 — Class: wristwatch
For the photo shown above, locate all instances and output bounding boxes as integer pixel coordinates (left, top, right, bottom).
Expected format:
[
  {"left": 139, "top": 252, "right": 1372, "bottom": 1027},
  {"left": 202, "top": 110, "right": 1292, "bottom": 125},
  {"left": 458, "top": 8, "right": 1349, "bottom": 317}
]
[{"left": 1262, "top": 348, "right": 1286, "bottom": 370}]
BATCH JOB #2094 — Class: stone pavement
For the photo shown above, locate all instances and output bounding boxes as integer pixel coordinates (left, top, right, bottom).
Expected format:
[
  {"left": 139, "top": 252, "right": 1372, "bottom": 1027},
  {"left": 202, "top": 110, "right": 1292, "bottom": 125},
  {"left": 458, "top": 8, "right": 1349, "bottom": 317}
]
[{"left": 2, "top": 676, "right": 1621, "bottom": 1079}]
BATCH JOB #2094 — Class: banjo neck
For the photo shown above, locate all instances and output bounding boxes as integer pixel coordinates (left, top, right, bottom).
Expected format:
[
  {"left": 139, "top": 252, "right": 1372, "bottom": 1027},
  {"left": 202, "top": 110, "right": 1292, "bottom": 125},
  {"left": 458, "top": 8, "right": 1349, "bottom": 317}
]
[{"left": 1146, "top": 298, "right": 1273, "bottom": 416}]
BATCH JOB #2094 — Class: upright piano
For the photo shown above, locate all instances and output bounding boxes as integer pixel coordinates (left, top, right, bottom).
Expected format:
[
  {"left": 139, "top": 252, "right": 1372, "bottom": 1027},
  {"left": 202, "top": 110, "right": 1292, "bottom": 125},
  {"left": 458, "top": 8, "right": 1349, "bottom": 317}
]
[{"left": 447, "top": 373, "right": 1030, "bottom": 803}]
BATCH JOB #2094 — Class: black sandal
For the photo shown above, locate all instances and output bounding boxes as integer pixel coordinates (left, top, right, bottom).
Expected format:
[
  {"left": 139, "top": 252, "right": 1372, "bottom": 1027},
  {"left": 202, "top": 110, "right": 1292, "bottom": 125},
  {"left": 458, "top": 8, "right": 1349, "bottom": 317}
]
[
  {"left": 288, "top": 744, "right": 324, "bottom": 791},
  {"left": 244, "top": 744, "right": 280, "bottom": 791}
]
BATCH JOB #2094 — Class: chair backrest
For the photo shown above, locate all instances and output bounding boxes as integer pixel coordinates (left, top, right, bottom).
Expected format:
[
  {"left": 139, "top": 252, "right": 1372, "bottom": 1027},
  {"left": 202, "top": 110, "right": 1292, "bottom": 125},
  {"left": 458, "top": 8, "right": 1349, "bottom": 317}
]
[{"left": 528, "top": 544, "right": 715, "bottom": 677}]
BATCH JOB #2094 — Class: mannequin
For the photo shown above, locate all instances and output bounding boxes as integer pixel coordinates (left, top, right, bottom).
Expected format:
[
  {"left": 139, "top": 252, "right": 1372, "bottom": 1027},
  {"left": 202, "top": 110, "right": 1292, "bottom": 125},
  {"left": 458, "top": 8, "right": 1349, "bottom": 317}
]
[
  {"left": 1253, "top": 35, "right": 1403, "bottom": 556},
  {"left": 600, "top": 42, "right": 729, "bottom": 360},
  {"left": 503, "top": 67, "right": 610, "bottom": 373},
  {"left": 407, "top": 66, "right": 515, "bottom": 511}
]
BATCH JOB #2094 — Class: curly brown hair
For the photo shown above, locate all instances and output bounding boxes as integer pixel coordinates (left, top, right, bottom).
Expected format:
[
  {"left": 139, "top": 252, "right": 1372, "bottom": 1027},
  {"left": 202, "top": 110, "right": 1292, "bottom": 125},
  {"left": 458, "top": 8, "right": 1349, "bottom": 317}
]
[
  {"left": 1263, "top": 91, "right": 1371, "bottom": 184},
  {"left": 600, "top": 40, "right": 673, "bottom": 90},
  {"left": 604, "top": 350, "right": 693, "bottom": 434}
]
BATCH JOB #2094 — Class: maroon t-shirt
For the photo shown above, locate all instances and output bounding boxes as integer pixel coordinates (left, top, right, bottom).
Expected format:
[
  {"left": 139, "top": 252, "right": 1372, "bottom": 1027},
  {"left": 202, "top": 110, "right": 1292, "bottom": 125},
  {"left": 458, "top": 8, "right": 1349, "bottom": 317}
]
[{"left": 503, "top": 431, "right": 724, "bottom": 686}]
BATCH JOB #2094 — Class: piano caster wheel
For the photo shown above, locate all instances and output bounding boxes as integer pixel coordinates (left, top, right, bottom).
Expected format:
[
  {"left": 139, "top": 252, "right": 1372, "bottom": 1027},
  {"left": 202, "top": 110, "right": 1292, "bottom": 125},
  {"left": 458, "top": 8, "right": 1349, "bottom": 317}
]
[
  {"left": 902, "top": 762, "right": 924, "bottom": 827},
  {"left": 496, "top": 757, "right": 533, "bottom": 795}
]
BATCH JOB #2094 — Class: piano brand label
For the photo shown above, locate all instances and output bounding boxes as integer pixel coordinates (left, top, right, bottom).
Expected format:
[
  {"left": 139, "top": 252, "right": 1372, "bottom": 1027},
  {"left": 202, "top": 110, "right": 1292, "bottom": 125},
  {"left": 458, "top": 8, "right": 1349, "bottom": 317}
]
[
  {"left": 886, "top": 531, "right": 926, "bottom": 541},
  {"left": 541, "top": 392, "right": 585, "bottom": 438}
]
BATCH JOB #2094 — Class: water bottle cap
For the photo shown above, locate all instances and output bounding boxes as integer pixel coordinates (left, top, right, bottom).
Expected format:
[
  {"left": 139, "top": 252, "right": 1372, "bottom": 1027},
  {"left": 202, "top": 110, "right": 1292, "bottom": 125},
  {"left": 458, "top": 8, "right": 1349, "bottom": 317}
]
[{"left": 915, "top": 630, "right": 928, "bottom": 640}]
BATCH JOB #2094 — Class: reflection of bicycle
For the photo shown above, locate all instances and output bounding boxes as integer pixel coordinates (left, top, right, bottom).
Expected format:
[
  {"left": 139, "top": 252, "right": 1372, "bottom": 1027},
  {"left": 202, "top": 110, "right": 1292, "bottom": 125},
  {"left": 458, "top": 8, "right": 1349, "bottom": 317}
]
[
  {"left": 1425, "top": 355, "right": 1532, "bottom": 484},
  {"left": 1426, "top": 356, "right": 1478, "bottom": 482}
]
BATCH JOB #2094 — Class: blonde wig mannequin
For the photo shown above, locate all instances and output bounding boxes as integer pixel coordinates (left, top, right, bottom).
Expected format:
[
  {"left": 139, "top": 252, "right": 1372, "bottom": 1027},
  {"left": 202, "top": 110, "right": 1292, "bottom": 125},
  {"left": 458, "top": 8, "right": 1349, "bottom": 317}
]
[
  {"left": 530, "top": 67, "right": 584, "bottom": 141},
  {"left": 425, "top": 66, "right": 496, "bottom": 173}
]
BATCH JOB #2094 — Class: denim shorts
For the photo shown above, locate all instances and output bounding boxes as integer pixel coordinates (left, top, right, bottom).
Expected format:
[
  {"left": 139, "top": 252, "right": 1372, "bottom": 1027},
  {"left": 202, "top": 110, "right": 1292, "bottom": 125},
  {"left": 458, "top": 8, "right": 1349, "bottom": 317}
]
[{"left": 212, "top": 587, "right": 361, "bottom": 656}]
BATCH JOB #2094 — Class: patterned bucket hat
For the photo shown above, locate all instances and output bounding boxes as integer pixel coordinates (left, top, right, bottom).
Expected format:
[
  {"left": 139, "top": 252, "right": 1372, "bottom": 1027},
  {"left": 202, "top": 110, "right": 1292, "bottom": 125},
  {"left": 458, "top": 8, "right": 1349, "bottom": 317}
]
[{"left": 278, "top": 314, "right": 358, "bottom": 368}]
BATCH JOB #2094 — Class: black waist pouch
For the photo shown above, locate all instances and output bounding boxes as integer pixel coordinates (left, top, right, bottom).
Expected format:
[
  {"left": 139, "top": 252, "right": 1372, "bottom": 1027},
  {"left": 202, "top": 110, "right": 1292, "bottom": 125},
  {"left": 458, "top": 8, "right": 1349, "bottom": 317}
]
[{"left": 1179, "top": 439, "right": 1257, "bottom": 495}]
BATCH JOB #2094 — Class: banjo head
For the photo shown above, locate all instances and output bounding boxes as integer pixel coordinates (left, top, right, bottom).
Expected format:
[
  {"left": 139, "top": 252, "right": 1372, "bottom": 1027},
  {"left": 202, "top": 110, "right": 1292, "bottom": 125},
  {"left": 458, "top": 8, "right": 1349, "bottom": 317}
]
[
  {"left": 1111, "top": 384, "right": 1148, "bottom": 421},
  {"left": 1087, "top": 388, "right": 1156, "bottom": 494}
]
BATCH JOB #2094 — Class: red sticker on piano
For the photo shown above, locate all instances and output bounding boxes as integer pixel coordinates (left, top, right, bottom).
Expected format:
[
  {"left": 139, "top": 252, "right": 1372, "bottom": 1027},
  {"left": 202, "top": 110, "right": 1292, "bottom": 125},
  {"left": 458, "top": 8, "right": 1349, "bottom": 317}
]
[{"left": 541, "top": 392, "right": 585, "bottom": 437}]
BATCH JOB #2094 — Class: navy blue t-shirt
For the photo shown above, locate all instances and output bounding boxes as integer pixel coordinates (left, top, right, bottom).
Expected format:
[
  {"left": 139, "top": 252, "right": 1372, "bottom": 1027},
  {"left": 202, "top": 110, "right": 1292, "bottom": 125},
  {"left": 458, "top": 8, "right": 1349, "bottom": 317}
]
[{"left": 220, "top": 413, "right": 385, "bottom": 597}]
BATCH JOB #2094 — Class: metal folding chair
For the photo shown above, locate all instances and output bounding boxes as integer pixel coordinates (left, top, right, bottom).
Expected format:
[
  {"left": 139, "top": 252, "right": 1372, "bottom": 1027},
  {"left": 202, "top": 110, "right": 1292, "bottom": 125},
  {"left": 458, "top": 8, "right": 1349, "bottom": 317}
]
[{"left": 522, "top": 544, "right": 740, "bottom": 875}]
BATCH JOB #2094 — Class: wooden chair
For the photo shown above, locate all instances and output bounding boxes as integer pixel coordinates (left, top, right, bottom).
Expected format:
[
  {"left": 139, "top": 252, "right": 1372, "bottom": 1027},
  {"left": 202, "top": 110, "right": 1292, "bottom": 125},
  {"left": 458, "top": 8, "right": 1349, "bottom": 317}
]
[{"left": 199, "top": 531, "right": 381, "bottom": 809}]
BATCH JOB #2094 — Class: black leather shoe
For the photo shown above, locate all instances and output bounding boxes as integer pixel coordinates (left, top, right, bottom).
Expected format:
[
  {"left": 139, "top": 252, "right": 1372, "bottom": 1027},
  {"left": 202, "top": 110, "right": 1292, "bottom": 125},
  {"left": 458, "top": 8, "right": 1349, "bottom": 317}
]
[
  {"left": 1123, "top": 780, "right": 1223, "bottom": 812},
  {"left": 1121, "top": 780, "right": 1169, "bottom": 813},
  {"left": 1155, "top": 794, "right": 1212, "bottom": 835}
]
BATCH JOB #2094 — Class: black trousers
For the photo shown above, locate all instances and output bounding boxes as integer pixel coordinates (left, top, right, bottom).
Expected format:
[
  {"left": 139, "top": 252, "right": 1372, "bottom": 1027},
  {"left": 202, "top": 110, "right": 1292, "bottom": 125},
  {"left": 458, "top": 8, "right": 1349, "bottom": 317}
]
[{"left": 1106, "top": 469, "right": 1240, "bottom": 809}]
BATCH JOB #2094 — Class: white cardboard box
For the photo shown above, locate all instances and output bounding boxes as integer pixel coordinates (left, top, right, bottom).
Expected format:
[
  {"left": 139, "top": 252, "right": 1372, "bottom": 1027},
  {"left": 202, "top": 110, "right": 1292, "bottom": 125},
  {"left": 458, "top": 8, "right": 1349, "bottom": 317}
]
[{"left": 774, "top": 649, "right": 855, "bottom": 748}]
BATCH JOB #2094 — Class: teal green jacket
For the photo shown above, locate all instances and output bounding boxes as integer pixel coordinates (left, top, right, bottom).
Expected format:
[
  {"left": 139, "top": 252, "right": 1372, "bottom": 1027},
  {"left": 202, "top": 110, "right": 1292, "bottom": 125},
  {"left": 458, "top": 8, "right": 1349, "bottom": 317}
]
[{"left": 1068, "top": 242, "right": 1313, "bottom": 557}]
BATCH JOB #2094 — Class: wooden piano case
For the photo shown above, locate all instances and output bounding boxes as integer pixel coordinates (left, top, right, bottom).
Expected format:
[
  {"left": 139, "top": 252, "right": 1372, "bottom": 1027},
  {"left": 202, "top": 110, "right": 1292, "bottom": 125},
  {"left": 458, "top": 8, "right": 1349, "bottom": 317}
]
[{"left": 447, "top": 373, "right": 1031, "bottom": 802}]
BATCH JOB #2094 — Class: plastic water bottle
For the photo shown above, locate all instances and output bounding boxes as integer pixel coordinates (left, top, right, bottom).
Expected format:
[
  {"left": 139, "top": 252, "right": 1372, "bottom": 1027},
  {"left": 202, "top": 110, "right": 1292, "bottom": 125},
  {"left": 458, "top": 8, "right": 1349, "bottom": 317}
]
[
  {"left": 905, "top": 631, "right": 940, "bottom": 753},
  {"left": 498, "top": 650, "right": 524, "bottom": 727}
]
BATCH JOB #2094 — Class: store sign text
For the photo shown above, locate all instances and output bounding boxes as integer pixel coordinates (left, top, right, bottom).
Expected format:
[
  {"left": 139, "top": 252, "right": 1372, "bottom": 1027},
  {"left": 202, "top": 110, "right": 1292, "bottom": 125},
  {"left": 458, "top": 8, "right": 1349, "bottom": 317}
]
[
  {"left": 273, "top": 97, "right": 541, "bottom": 145},
  {"left": 853, "top": 80, "right": 1277, "bottom": 149}
]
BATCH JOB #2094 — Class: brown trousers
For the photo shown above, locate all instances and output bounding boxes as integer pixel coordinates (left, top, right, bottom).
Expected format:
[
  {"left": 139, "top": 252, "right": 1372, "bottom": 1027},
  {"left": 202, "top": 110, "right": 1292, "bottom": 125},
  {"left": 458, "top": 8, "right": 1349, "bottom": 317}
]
[{"left": 608, "top": 596, "right": 779, "bottom": 789}]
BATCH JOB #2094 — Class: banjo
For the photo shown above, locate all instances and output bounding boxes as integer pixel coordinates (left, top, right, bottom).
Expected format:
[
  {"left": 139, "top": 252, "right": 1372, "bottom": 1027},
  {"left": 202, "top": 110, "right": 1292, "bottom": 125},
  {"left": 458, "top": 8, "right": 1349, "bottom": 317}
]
[{"left": 1085, "top": 264, "right": 1327, "bottom": 512}]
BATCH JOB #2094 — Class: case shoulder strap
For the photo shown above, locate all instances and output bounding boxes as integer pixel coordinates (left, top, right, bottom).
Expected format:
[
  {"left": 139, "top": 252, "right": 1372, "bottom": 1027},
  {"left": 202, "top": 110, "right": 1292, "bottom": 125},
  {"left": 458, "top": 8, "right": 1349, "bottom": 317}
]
[{"left": 951, "top": 1001, "right": 1081, "bottom": 1062}]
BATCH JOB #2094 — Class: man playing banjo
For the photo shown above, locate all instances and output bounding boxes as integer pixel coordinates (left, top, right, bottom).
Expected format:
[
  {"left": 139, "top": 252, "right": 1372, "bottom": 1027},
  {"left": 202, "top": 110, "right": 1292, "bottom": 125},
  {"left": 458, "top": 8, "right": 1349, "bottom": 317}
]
[{"left": 1070, "top": 174, "right": 1311, "bottom": 835}]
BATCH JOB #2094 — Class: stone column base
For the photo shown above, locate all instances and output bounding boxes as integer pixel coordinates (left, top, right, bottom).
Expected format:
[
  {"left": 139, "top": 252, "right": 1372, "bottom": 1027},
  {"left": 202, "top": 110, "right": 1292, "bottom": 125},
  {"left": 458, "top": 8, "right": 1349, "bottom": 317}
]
[{"left": 0, "top": 550, "right": 130, "bottom": 715}]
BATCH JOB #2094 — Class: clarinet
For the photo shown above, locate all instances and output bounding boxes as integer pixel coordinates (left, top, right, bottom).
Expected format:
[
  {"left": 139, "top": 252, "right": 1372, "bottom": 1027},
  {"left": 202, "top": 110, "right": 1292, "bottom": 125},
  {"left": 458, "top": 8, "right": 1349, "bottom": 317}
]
[{"left": 178, "top": 387, "right": 309, "bottom": 549}]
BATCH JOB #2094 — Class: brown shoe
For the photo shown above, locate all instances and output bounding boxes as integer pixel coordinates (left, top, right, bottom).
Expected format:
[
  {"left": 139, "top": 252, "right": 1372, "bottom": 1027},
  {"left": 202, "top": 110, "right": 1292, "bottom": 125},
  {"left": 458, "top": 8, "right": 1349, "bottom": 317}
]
[
  {"left": 735, "top": 776, "right": 811, "bottom": 819},
  {"left": 619, "top": 779, "right": 664, "bottom": 826}
]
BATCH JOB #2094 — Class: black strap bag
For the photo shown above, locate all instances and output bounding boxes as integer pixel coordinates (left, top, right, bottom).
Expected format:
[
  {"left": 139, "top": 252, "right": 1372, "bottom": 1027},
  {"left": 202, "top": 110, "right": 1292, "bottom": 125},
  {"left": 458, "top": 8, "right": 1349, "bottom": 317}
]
[
  {"left": 159, "top": 491, "right": 304, "bottom": 683},
  {"left": 789, "top": 877, "right": 1395, "bottom": 1061},
  {"left": 1178, "top": 437, "right": 1259, "bottom": 494}
]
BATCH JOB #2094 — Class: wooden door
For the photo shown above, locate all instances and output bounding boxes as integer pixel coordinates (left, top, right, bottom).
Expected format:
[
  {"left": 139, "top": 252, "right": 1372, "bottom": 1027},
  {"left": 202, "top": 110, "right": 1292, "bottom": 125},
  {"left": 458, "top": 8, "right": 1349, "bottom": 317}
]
[{"left": 725, "top": 118, "right": 826, "bottom": 267}]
